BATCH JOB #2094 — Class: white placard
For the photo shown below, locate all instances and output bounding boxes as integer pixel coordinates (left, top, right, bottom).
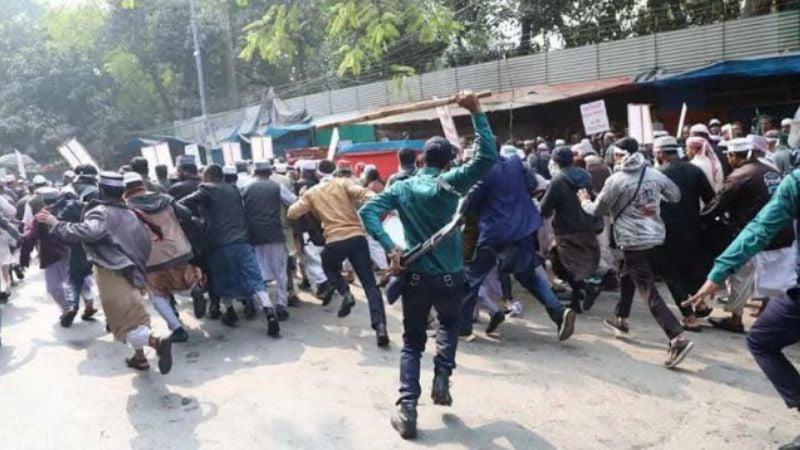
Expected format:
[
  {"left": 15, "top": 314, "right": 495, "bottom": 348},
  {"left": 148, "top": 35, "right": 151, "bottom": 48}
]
[
  {"left": 676, "top": 102, "right": 688, "bottom": 138},
  {"left": 580, "top": 100, "right": 611, "bottom": 136},
  {"left": 627, "top": 104, "right": 653, "bottom": 145},
  {"left": 327, "top": 127, "right": 340, "bottom": 161},
  {"left": 251, "top": 136, "right": 274, "bottom": 161},
  {"left": 141, "top": 142, "right": 174, "bottom": 181},
  {"left": 58, "top": 138, "right": 98, "bottom": 168},
  {"left": 185, "top": 144, "right": 200, "bottom": 160},
  {"left": 221, "top": 141, "right": 242, "bottom": 165},
  {"left": 436, "top": 102, "right": 461, "bottom": 150}
]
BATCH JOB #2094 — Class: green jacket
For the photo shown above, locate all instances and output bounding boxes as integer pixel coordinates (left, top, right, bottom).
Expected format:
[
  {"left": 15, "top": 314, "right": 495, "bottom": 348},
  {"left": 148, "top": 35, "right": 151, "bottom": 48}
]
[
  {"left": 709, "top": 168, "right": 800, "bottom": 284},
  {"left": 359, "top": 112, "right": 497, "bottom": 275}
]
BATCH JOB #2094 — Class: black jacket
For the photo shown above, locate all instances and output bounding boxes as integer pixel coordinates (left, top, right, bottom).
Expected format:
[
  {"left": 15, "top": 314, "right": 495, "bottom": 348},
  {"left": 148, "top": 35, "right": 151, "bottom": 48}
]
[
  {"left": 178, "top": 182, "right": 249, "bottom": 248},
  {"left": 659, "top": 160, "right": 715, "bottom": 247},
  {"left": 168, "top": 177, "right": 201, "bottom": 201},
  {"left": 540, "top": 166, "right": 598, "bottom": 235},
  {"left": 243, "top": 179, "right": 285, "bottom": 245}
]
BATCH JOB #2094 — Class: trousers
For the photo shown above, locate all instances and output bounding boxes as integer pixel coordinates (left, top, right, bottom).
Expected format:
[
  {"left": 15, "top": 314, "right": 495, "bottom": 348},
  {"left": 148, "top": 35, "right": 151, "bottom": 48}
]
[
  {"left": 321, "top": 236, "right": 386, "bottom": 328},
  {"left": 399, "top": 271, "right": 465, "bottom": 404},
  {"left": 254, "top": 242, "right": 289, "bottom": 307},
  {"left": 747, "top": 293, "right": 800, "bottom": 409}
]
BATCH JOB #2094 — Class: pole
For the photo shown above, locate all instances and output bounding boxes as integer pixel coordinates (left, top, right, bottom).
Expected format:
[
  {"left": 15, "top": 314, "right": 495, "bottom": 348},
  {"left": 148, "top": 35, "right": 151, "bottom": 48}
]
[{"left": 189, "top": 0, "right": 213, "bottom": 147}]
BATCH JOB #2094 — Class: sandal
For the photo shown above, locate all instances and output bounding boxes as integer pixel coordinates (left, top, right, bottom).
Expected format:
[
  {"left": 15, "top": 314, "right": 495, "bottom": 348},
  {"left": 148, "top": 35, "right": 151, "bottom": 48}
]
[
  {"left": 708, "top": 317, "right": 745, "bottom": 334},
  {"left": 125, "top": 356, "right": 150, "bottom": 371}
]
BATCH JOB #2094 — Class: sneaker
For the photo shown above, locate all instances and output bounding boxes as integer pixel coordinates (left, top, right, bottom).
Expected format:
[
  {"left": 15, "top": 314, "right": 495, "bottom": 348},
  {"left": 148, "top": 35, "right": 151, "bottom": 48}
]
[
  {"left": 582, "top": 285, "right": 601, "bottom": 312},
  {"left": 221, "top": 307, "right": 238, "bottom": 327},
  {"left": 485, "top": 311, "right": 505, "bottom": 335},
  {"left": 337, "top": 293, "right": 356, "bottom": 318},
  {"left": 276, "top": 305, "right": 289, "bottom": 322},
  {"left": 59, "top": 308, "right": 78, "bottom": 328},
  {"left": 508, "top": 300, "right": 524, "bottom": 317},
  {"left": 169, "top": 327, "right": 189, "bottom": 343},
  {"left": 558, "top": 308, "right": 576, "bottom": 341},
  {"left": 321, "top": 285, "right": 336, "bottom": 306},
  {"left": 431, "top": 371, "right": 453, "bottom": 406},
  {"left": 665, "top": 337, "right": 694, "bottom": 369},
  {"left": 604, "top": 317, "right": 630, "bottom": 336},
  {"left": 264, "top": 307, "right": 280, "bottom": 338},
  {"left": 243, "top": 300, "right": 257, "bottom": 320},
  {"left": 390, "top": 403, "right": 418, "bottom": 440},
  {"left": 191, "top": 287, "right": 207, "bottom": 319},
  {"left": 376, "top": 323, "right": 390, "bottom": 347}
]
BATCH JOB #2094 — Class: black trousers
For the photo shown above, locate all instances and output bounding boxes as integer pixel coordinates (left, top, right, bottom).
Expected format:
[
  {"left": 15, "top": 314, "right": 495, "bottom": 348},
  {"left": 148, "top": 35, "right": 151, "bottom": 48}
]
[{"left": 321, "top": 236, "right": 386, "bottom": 328}]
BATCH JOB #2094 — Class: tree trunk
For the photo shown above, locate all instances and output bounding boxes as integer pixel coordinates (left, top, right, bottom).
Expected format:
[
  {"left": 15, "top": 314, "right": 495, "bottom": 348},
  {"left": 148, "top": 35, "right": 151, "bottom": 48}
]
[{"left": 221, "top": 0, "right": 239, "bottom": 109}]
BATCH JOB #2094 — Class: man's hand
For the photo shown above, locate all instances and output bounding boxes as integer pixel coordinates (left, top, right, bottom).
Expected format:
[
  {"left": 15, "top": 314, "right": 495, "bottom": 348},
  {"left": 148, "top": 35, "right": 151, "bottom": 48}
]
[
  {"left": 456, "top": 90, "right": 481, "bottom": 114},
  {"left": 682, "top": 279, "right": 721, "bottom": 309},
  {"left": 389, "top": 246, "right": 405, "bottom": 276},
  {"left": 577, "top": 188, "right": 591, "bottom": 203},
  {"left": 35, "top": 210, "right": 57, "bottom": 227}
]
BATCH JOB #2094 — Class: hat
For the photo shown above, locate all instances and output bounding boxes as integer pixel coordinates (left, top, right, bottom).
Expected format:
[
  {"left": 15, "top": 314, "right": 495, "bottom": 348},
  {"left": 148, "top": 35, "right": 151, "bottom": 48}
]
[
  {"left": 75, "top": 174, "right": 97, "bottom": 185},
  {"left": 652, "top": 130, "right": 668, "bottom": 139},
  {"left": 690, "top": 124, "right": 710, "bottom": 136},
  {"left": 423, "top": 136, "right": 455, "bottom": 163},
  {"left": 274, "top": 163, "right": 288, "bottom": 174},
  {"left": 500, "top": 145, "right": 525, "bottom": 160},
  {"left": 36, "top": 186, "right": 60, "bottom": 203},
  {"left": 99, "top": 171, "right": 124, "bottom": 188},
  {"left": 63, "top": 170, "right": 75, "bottom": 179},
  {"left": 654, "top": 136, "right": 680, "bottom": 152},
  {"left": 554, "top": 139, "right": 566, "bottom": 146},
  {"left": 363, "top": 164, "right": 378, "bottom": 173},
  {"left": 253, "top": 160, "right": 272, "bottom": 173},
  {"left": 765, "top": 130, "right": 781, "bottom": 141},
  {"left": 578, "top": 138, "right": 596, "bottom": 156},
  {"left": 536, "top": 142, "right": 549, "bottom": 151},
  {"left": 32, "top": 175, "right": 48, "bottom": 187},
  {"left": 725, "top": 137, "right": 753, "bottom": 153},
  {"left": 747, "top": 134, "right": 769, "bottom": 153},
  {"left": 222, "top": 165, "right": 237, "bottom": 176},
  {"left": 552, "top": 146, "right": 574, "bottom": 167},
  {"left": 614, "top": 137, "right": 639, "bottom": 155},
  {"left": 782, "top": 118, "right": 793, "bottom": 127},
  {"left": 123, "top": 171, "right": 144, "bottom": 189},
  {"left": 709, "top": 118, "right": 722, "bottom": 126},
  {"left": 176, "top": 154, "right": 197, "bottom": 167}
]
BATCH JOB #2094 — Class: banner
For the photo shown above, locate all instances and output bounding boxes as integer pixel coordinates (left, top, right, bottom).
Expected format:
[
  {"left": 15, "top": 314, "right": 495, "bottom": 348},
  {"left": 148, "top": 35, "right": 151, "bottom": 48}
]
[
  {"left": 579, "top": 100, "right": 610, "bottom": 136},
  {"left": 221, "top": 141, "right": 242, "bottom": 165},
  {"left": 184, "top": 144, "right": 201, "bottom": 162},
  {"left": 436, "top": 102, "right": 460, "bottom": 151},
  {"left": 676, "top": 102, "right": 688, "bottom": 138},
  {"left": 57, "top": 139, "right": 98, "bottom": 168},
  {"left": 251, "top": 136, "right": 274, "bottom": 161},
  {"left": 627, "top": 104, "right": 654, "bottom": 145},
  {"left": 327, "top": 127, "right": 340, "bottom": 161}
]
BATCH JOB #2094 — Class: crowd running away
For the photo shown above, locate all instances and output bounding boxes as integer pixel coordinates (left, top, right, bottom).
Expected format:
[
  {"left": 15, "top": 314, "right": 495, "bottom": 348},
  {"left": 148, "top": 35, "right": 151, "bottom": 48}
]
[{"left": 1, "top": 92, "right": 799, "bottom": 443}]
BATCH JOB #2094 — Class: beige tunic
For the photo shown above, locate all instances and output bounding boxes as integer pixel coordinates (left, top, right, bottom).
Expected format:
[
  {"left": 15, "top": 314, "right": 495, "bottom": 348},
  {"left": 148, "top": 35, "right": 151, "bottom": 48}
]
[{"left": 95, "top": 266, "right": 151, "bottom": 342}]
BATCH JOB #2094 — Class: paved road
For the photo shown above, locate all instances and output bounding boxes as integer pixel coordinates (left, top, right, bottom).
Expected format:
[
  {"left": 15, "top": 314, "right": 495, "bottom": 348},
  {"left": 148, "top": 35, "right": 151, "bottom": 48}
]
[{"left": 0, "top": 268, "right": 797, "bottom": 449}]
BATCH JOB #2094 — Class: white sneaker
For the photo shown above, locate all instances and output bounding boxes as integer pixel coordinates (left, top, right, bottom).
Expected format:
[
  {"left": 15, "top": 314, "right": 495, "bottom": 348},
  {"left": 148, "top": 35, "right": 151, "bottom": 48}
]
[{"left": 509, "top": 301, "right": 524, "bottom": 317}]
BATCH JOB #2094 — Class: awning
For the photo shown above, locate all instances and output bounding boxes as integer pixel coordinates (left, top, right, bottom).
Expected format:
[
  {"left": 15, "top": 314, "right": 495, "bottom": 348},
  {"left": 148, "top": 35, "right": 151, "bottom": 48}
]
[
  {"left": 642, "top": 53, "right": 800, "bottom": 86},
  {"left": 338, "top": 140, "right": 425, "bottom": 154},
  {"left": 360, "top": 76, "right": 633, "bottom": 125},
  {"left": 264, "top": 123, "right": 316, "bottom": 140}
]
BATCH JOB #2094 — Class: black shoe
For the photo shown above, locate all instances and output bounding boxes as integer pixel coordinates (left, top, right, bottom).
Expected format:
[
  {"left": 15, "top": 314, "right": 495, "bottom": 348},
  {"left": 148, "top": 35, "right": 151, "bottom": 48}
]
[
  {"left": 570, "top": 292, "right": 584, "bottom": 314},
  {"left": 60, "top": 309, "right": 78, "bottom": 328},
  {"left": 221, "top": 307, "right": 238, "bottom": 327},
  {"left": 665, "top": 337, "right": 694, "bottom": 369},
  {"left": 558, "top": 308, "right": 576, "bottom": 341},
  {"left": 431, "top": 370, "right": 453, "bottom": 406},
  {"left": 81, "top": 306, "right": 98, "bottom": 321},
  {"left": 337, "top": 293, "right": 356, "bottom": 318},
  {"left": 264, "top": 307, "right": 280, "bottom": 337},
  {"left": 208, "top": 298, "right": 222, "bottom": 320},
  {"left": 0, "top": 291, "right": 9, "bottom": 305},
  {"left": 287, "top": 293, "right": 301, "bottom": 307},
  {"left": 156, "top": 337, "right": 173, "bottom": 375},
  {"left": 299, "top": 279, "right": 311, "bottom": 292},
  {"left": 582, "top": 285, "right": 600, "bottom": 312},
  {"left": 169, "top": 327, "right": 189, "bottom": 343},
  {"left": 604, "top": 317, "right": 630, "bottom": 335},
  {"left": 244, "top": 300, "right": 257, "bottom": 320},
  {"left": 316, "top": 281, "right": 332, "bottom": 300},
  {"left": 391, "top": 403, "right": 418, "bottom": 440},
  {"left": 321, "top": 286, "right": 336, "bottom": 306},
  {"left": 191, "top": 287, "right": 207, "bottom": 319},
  {"left": 13, "top": 265, "right": 24, "bottom": 280},
  {"left": 376, "top": 323, "right": 390, "bottom": 347},
  {"left": 485, "top": 311, "right": 505, "bottom": 335},
  {"left": 276, "top": 305, "right": 289, "bottom": 322}
]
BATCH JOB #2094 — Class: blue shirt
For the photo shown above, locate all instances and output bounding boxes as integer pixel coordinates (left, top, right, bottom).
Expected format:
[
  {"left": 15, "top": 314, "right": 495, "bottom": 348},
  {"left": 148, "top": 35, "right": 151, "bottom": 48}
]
[
  {"left": 359, "top": 112, "right": 498, "bottom": 274},
  {"left": 467, "top": 154, "right": 541, "bottom": 246}
]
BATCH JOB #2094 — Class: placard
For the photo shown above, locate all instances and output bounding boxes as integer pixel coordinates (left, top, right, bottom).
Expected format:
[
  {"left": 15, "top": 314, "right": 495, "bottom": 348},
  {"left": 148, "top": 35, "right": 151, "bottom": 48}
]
[
  {"left": 436, "top": 102, "right": 461, "bottom": 151},
  {"left": 221, "top": 141, "right": 242, "bottom": 165},
  {"left": 327, "top": 127, "right": 340, "bottom": 161},
  {"left": 251, "top": 136, "right": 274, "bottom": 161},
  {"left": 627, "top": 104, "right": 654, "bottom": 145},
  {"left": 58, "top": 139, "right": 98, "bottom": 168},
  {"left": 580, "top": 100, "right": 611, "bottom": 136},
  {"left": 141, "top": 142, "right": 174, "bottom": 180}
]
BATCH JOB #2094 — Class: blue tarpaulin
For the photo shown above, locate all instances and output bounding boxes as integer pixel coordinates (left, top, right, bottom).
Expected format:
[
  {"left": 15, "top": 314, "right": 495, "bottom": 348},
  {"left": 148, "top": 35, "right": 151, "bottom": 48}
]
[
  {"left": 339, "top": 140, "right": 425, "bottom": 154},
  {"left": 643, "top": 53, "right": 800, "bottom": 86}
]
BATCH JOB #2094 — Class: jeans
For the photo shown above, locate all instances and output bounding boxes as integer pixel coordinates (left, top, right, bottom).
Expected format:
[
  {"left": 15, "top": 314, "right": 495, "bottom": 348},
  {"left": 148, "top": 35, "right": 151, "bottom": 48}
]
[
  {"left": 65, "top": 274, "right": 96, "bottom": 310},
  {"left": 616, "top": 249, "right": 683, "bottom": 340},
  {"left": 460, "top": 239, "right": 564, "bottom": 335},
  {"left": 747, "top": 293, "right": 800, "bottom": 409},
  {"left": 399, "top": 271, "right": 465, "bottom": 404},
  {"left": 321, "top": 236, "right": 386, "bottom": 328}
]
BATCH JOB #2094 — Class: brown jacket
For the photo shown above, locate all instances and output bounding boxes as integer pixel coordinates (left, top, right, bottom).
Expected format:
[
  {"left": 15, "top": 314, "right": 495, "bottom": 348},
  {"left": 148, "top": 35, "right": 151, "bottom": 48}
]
[{"left": 287, "top": 177, "right": 374, "bottom": 244}]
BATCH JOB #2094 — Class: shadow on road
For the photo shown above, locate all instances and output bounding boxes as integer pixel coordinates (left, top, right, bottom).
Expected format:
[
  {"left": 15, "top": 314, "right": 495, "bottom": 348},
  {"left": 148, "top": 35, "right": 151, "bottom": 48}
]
[{"left": 419, "top": 413, "right": 555, "bottom": 449}]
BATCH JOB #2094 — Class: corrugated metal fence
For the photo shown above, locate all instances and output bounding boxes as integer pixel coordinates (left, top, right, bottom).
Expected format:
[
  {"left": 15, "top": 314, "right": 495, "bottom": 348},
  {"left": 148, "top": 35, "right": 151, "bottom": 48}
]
[{"left": 174, "top": 10, "right": 800, "bottom": 145}]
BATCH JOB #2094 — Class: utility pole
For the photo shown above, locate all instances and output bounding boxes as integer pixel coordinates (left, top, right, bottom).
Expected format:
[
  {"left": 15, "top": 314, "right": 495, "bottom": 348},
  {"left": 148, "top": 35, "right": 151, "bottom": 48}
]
[{"left": 189, "top": 0, "right": 213, "bottom": 148}]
